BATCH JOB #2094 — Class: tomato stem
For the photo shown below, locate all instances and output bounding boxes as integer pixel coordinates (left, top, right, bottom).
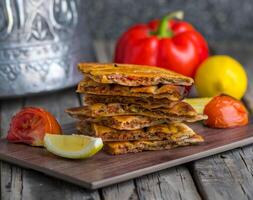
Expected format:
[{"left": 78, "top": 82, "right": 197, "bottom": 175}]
[{"left": 156, "top": 10, "right": 184, "bottom": 38}]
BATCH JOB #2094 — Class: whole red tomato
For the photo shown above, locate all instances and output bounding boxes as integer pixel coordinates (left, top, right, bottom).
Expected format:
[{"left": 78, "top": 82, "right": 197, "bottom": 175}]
[
  {"left": 7, "top": 107, "right": 62, "bottom": 146},
  {"left": 114, "top": 11, "right": 209, "bottom": 77},
  {"left": 204, "top": 95, "right": 248, "bottom": 128}
]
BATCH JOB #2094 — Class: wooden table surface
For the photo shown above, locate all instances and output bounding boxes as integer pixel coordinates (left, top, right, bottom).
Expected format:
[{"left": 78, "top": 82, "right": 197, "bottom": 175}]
[{"left": 1, "top": 40, "right": 253, "bottom": 200}]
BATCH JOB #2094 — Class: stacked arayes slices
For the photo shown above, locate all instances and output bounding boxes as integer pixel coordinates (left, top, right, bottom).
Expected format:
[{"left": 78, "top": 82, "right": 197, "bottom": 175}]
[{"left": 66, "top": 63, "right": 207, "bottom": 155}]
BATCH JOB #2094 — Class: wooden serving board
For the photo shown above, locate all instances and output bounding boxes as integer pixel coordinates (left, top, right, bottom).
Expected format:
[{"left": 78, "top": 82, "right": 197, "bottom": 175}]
[{"left": 0, "top": 121, "right": 253, "bottom": 189}]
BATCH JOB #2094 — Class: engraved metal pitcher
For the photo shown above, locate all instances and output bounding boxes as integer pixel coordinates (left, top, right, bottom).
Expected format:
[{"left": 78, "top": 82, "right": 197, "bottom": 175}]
[{"left": 0, "top": 0, "right": 95, "bottom": 98}]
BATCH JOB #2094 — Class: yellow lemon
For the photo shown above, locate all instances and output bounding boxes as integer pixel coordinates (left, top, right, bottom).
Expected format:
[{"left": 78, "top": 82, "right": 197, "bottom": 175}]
[
  {"left": 44, "top": 134, "right": 103, "bottom": 159},
  {"left": 195, "top": 55, "right": 247, "bottom": 99}
]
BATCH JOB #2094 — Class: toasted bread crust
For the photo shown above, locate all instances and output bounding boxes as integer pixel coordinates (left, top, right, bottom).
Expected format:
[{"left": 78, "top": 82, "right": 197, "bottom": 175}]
[
  {"left": 78, "top": 116, "right": 166, "bottom": 130},
  {"left": 104, "top": 136, "right": 203, "bottom": 155},
  {"left": 65, "top": 103, "right": 207, "bottom": 123},
  {"left": 78, "top": 63, "right": 193, "bottom": 86},
  {"left": 84, "top": 95, "right": 176, "bottom": 109},
  {"left": 76, "top": 121, "right": 199, "bottom": 142},
  {"left": 77, "top": 78, "right": 187, "bottom": 101}
]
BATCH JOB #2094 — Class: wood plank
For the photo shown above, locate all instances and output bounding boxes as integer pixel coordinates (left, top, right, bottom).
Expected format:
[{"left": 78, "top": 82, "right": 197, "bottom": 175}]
[
  {"left": 0, "top": 99, "right": 23, "bottom": 137},
  {"left": 192, "top": 149, "right": 253, "bottom": 200},
  {"left": 243, "top": 58, "right": 253, "bottom": 112},
  {"left": 135, "top": 166, "right": 201, "bottom": 200},
  {"left": 191, "top": 41, "right": 253, "bottom": 199},
  {"left": 93, "top": 40, "right": 111, "bottom": 62},
  {"left": 1, "top": 162, "right": 23, "bottom": 200},
  {"left": 20, "top": 89, "right": 101, "bottom": 199},
  {"left": 21, "top": 170, "right": 100, "bottom": 200},
  {"left": 107, "top": 40, "right": 116, "bottom": 61},
  {"left": 0, "top": 99, "right": 24, "bottom": 200},
  {"left": 0, "top": 120, "right": 253, "bottom": 189},
  {"left": 101, "top": 180, "right": 138, "bottom": 200}
]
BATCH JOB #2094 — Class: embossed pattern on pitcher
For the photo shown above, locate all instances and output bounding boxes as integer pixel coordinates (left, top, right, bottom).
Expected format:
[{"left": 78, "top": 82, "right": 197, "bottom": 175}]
[{"left": 0, "top": 0, "right": 94, "bottom": 98}]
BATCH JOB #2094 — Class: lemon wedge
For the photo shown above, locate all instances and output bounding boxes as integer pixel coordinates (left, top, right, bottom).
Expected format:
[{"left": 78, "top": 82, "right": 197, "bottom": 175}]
[
  {"left": 44, "top": 134, "right": 103, "bottom": 159},
  {"left": 184, "top": 98, "right": 212, "bottom": 114}
]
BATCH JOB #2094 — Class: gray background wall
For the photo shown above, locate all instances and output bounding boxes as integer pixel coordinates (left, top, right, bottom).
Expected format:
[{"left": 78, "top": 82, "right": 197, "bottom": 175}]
[{"left": 83, "top": 0, "right": 253, "bottom": 41}]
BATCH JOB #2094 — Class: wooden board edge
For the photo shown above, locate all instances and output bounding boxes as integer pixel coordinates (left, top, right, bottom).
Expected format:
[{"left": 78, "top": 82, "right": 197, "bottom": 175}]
[
  {"left": 90, "top": 137, "right": 253, "bottom": 189},
  {"left": 0, "top": 152, "right": 93, "bottom": 190},
  {"left": 1, "top": 137, "right": 253, "bottom": 190}
]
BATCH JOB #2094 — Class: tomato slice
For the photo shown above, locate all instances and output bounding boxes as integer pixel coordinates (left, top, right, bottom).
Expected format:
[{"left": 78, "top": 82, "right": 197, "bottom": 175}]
[
  {"left": 204, "top": 95, "right": 248, "bottom": 128},
  {"left": 7, "top": 107, "right": 62, "bottom": 146}
]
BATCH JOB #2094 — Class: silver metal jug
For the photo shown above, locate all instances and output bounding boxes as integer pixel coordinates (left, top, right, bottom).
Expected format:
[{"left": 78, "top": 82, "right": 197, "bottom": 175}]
[{"left": 0, "top": 0, "right": 95, "bottom": 98}]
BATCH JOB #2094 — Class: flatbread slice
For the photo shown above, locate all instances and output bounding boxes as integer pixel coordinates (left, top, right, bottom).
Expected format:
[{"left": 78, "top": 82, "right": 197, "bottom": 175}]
[
  {"left": 78, "top": 63, "right": 193, "bottom": 86},
  {"left": 77, "top": 78, "right": 187, "bottom": 100},
  {"left": 77, "top": 116, "right": 167, "bottom": 130},
  {"left": 65, "top": 103, "right": 207, "bottom": 122},
  {"left": 84, "top": 95, "right": 177, "bottom": 109},
  {"left": 104, "top": 135, "right": 204, "bottom": 155},
  {"left": 77, "top": 121, "right": 200, "bottom": 142}
]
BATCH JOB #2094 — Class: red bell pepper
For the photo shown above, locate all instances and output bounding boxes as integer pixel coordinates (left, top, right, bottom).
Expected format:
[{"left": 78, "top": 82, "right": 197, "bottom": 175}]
[{"left": 114, "top": 11, "right": 209, "bottom": 78}]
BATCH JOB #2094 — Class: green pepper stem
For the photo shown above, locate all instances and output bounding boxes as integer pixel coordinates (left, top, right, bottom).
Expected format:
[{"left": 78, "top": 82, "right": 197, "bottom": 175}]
[{"left": 156, "top": 10, "right": 184, "bottom": 38}]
